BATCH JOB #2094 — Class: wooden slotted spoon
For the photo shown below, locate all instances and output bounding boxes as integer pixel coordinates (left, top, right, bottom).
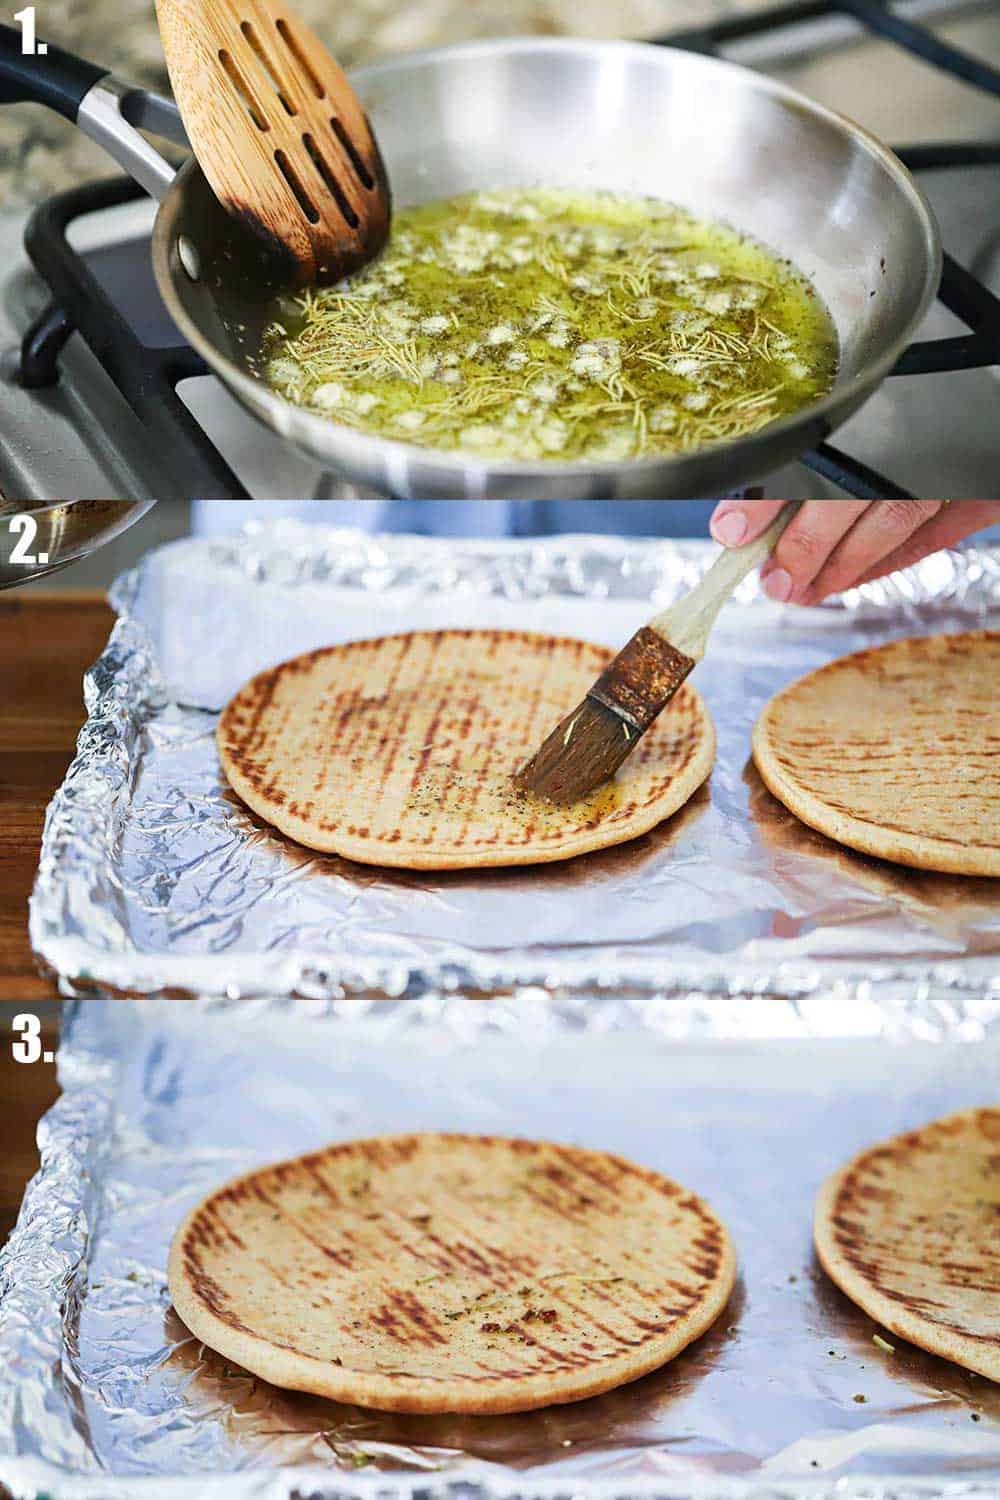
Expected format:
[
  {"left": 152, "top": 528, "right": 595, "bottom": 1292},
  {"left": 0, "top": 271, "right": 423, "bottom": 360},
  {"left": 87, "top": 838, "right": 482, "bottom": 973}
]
[{"left": 156, "top": 0, "right": 390, "bottom": 285}]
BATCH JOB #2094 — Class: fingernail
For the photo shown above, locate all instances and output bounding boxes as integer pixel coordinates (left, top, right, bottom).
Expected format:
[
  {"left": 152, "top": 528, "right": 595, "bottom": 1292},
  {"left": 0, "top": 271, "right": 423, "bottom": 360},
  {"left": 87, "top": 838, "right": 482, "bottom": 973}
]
[
  {"left": 711, "top": 510, "right": 748, "bottom": 547},
  {"left": 763, "top": 567, "right": 793, "bottom": 603}
]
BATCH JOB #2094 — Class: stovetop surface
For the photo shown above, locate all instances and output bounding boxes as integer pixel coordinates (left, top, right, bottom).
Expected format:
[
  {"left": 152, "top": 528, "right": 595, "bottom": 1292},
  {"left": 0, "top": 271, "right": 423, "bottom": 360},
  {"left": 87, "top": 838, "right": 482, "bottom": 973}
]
[{"left": 1, "top": 5, "right": 997, "bottom": 501}]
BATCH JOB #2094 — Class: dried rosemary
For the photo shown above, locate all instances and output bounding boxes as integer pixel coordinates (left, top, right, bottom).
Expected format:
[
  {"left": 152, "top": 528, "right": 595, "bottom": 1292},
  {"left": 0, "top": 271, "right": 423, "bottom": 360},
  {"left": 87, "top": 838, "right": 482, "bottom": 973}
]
[{"left": 263, "top": 187, "right": 837, "bottom": 461}]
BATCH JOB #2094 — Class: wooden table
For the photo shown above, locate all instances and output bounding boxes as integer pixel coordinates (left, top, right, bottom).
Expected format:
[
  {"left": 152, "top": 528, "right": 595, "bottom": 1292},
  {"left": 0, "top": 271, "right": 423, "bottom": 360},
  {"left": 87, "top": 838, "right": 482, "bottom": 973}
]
[
  {"left": 0, "top": 1015, "right": 59, "bottom": 1243},
  {"left": 0, "top": 592, "right": 114, "bottom": 1001}
]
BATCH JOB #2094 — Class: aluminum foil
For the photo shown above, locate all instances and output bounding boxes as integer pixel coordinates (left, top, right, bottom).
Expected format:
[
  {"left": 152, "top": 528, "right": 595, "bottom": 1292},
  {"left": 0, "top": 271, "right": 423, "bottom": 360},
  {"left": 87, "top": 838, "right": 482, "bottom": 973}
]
[
  {"left": 2, "top": 995, "right": 1000, "bottom": 1500},
  {"left": 28, "top": 522, "right": 1000, "bottom": 1003}
]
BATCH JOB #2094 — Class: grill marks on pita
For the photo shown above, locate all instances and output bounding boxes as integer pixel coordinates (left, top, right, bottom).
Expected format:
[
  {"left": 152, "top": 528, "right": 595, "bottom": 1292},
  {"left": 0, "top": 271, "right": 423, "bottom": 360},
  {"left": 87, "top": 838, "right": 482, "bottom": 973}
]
[
  {"left": 169, "top": 1133, "right": 736, "bottom": 1413},
  {"left": 815, "top": 1108, "right": 1000, "bottom": 1382},
  {"left": 753, "top": 631, "right": 1000, "bottom": 876},
  {"left": 217, "top": 630, "right": 714, "bottom": 868}
]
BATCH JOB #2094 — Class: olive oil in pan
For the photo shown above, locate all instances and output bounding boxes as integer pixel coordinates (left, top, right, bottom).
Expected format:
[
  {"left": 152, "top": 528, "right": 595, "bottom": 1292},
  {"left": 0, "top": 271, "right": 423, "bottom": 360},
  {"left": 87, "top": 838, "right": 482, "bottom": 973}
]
[{"left": 262, "top": 187, "right": 838, "bottom": 462}]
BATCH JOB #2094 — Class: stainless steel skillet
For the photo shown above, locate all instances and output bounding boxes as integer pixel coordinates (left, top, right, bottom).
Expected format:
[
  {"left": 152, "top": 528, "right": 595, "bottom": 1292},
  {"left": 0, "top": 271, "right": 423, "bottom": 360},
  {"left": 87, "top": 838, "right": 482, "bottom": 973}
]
[{"left": 1, "top": 29, "right": 941, "bottom": 498}]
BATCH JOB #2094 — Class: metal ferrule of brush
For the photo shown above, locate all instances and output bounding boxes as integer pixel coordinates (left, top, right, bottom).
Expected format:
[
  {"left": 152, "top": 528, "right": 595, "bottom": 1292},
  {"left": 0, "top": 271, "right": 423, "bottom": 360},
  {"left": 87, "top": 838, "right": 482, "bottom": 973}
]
[{"left": 588, "top": 626, "right": 697, "bottom": 732}]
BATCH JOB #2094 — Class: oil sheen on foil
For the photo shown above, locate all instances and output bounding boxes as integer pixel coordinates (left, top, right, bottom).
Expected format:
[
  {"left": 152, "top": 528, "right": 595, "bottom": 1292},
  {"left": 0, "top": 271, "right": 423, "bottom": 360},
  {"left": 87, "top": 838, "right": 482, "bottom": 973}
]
[
  {"left": 28, "top": 524, "right": 1000, "bottom": 1001},
  {"left": 1, "top": 996, "right": 999, "bottom": 1500}
]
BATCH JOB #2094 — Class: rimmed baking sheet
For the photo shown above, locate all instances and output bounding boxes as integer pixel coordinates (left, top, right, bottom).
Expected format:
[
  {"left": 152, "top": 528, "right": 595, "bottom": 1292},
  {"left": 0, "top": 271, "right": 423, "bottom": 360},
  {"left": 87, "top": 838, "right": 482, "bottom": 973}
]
[
  {"left": 1, "top": 995, "right": 998, "bottom": 1500},
  {"left": 28, "top": 523, "right": 1000, "bottom": 1001}
]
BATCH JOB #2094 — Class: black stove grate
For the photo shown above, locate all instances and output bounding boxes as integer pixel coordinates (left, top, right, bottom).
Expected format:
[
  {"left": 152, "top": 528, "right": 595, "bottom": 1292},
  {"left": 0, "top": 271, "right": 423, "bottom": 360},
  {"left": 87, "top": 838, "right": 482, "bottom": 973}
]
[
  {"left": 661, "top": 0, "right": 1000, "bottom": 95},
  {"left": 17, "top": 0, "right": 1000, "bottom": 501},
  {"left": 21, "top": 177, "right": 246, "bottom": 498}
]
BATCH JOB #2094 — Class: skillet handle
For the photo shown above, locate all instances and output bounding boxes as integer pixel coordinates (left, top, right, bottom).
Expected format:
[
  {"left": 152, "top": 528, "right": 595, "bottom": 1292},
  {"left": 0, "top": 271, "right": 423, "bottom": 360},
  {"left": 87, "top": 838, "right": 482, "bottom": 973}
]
[
  {"left": 0, "top": 23, "right": 106, "bottom": 118},
  {"left": 0, "top": 23, "right": 177, "bottom": 200}
]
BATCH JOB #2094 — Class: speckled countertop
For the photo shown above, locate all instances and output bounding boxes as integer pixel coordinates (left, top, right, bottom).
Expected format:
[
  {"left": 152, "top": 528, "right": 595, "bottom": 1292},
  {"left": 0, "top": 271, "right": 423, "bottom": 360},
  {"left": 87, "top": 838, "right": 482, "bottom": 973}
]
[{"left": 0, "top": 0, "right": 716, "bottom": 211}]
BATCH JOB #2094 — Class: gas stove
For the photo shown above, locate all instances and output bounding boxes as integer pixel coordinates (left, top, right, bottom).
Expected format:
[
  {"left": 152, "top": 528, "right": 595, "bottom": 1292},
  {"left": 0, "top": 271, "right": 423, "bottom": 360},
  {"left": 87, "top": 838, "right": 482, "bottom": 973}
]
[{"left": 0, "top": 0, "right": 997, "bottom": 502}]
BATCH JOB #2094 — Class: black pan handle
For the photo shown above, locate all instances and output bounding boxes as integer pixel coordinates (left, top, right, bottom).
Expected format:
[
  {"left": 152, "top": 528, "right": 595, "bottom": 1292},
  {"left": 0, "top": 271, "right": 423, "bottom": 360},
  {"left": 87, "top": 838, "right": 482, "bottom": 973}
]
[
  {"left": 0, "top": 22, "right": 107, "bottom": 120},
  {"left": 0, "top": 24, "right": 177, "bottom": 199}
]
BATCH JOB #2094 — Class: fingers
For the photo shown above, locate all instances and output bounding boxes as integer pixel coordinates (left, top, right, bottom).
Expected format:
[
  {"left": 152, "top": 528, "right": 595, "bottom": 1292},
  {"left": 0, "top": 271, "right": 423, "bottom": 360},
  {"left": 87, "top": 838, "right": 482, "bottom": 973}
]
[
  {"left": 851, "top": 500, "right": 1000, "bottom": 588},
  {"left": 712, "top": 500, "right": 869, "bottom": 601},
  {"left": 710, "top": 500, "right": 786, "bottom": 548},
  {"left": 800, "top": 500, "right": 944, "bottom": 601},
  {"left": 709, "top": 500, "right": 978, "bottom": 604},
  {"left": 760, "top": 501, "right": 870, "bottom": 602}
]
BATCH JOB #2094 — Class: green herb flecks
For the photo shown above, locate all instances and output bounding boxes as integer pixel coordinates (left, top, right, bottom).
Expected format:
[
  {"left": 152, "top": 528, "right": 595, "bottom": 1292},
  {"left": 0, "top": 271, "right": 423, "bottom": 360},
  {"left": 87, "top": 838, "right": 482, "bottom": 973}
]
[{"left": 262, "top": 187, "right": 837, "bottom": 461}]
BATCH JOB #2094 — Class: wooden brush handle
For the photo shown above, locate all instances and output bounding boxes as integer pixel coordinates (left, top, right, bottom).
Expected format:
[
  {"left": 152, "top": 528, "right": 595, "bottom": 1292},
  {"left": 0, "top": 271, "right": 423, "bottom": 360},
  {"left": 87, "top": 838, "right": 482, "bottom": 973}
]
[{"left": 649, "top": 502, "right": 802, "bottom": 661}]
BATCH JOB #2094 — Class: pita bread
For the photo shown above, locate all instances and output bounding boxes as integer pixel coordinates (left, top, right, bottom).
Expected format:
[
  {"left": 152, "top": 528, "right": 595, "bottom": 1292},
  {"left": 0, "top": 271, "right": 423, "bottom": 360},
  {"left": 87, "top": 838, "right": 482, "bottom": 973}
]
[
  {"left": 752, "top": 631, "right": 1000, "bottom": 876},
  {"left": 217, "top": 629, "right": 715, "bottom": 869},
  {"left": 168, "top": 1132, "right": 736, "bottom": 1414},
  {"left": 815, "top": 1108, "right": 1000, "bottom": 1381}
]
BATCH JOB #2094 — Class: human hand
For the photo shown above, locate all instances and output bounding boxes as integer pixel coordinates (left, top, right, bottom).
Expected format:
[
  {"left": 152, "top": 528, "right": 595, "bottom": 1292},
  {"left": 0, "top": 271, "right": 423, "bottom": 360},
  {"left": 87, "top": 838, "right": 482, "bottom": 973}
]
[{"left": 709, "top": 500, "right": 1000, "bottom": 604}]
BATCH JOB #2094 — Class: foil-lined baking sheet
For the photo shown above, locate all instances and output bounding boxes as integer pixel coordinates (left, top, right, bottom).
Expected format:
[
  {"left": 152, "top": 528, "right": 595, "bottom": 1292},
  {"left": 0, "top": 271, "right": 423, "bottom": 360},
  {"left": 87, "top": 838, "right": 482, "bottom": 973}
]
[
  {"left": 28, "top": 523, "right": 1000, "bottom": 1002},
  {"left": 1, "top": 995, "right": 999, "bottom": 1500}
]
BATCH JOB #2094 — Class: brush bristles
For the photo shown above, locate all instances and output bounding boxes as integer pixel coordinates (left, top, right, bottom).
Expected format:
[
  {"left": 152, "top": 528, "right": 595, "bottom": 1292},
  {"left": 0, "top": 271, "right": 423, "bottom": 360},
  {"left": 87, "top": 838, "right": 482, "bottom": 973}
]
[{"left": 516, "top": 696, "right": 640, "bottom": 804}]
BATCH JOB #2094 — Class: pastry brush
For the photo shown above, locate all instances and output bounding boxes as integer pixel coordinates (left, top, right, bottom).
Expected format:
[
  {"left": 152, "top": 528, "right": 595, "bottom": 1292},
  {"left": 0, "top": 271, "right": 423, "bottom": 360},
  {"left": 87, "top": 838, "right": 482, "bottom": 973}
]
[{"left": 517, "top": 502, "right": 801, "bottom": 804}]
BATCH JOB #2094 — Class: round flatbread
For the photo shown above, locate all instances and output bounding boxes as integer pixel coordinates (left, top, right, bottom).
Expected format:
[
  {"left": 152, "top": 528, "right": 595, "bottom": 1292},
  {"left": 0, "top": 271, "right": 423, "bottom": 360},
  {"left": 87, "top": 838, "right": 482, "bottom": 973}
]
[
  {"left": 752, "top": 630, "right": 1000, "bottom": 876},
  {"left": 815, "top": 1108, "right": 1000, "bottom": 1381},
  {"left": 168, "top": 1132, "right": 736, "bottom": 1414},
  {"left": 217, "top": 629, "right": 715, "bottom": 868}
]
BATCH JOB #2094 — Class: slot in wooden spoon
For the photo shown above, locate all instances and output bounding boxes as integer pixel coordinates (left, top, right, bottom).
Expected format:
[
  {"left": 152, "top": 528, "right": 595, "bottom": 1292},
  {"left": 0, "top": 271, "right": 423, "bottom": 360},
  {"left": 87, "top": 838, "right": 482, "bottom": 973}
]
[{"left": 156, "top": 0, "right": 390, "bottom": 284}]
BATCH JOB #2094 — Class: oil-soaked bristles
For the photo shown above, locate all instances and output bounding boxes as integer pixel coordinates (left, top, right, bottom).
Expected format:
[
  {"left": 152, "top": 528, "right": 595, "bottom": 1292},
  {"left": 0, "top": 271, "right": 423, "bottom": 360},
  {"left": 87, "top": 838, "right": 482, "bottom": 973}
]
[
  {"left": 515, "top": 695, "right": 641, "bottom": 805},
  {"left": 516, "top": 627, "right": 697, "bottom": 804}
]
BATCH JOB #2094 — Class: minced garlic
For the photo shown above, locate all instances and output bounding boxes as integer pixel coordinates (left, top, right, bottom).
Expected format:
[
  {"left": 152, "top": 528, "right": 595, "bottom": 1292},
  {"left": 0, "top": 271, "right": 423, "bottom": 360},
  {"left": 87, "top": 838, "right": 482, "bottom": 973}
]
[{"left": 262, "top": 187, "right": 838, "bottom": 462}]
